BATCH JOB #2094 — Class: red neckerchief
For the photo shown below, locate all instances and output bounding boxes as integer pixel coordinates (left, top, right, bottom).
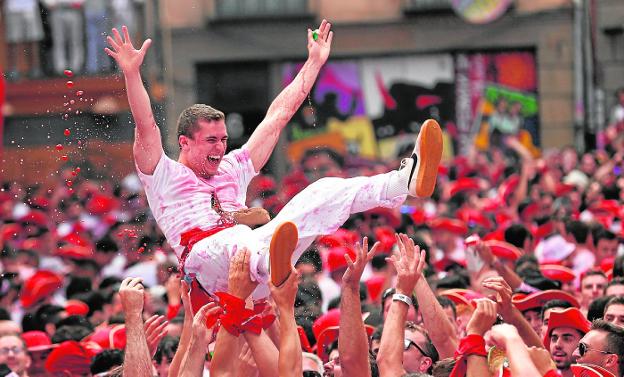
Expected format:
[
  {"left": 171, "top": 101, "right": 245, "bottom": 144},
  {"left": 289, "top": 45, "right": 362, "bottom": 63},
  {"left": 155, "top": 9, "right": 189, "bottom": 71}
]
[{"left": 449, "top": 334, "right": 487, "bottom": 377}]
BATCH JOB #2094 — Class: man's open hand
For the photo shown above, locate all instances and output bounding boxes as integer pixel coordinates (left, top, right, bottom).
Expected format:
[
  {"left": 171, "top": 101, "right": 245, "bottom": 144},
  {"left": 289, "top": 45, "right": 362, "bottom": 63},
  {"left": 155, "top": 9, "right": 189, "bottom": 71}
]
[
  {"left": 105, "top": 25, "right": 152, "bottom": 74},
  {"left": 342, "top": 237, "right": 380, "bottom": 290},
  {"left": 387, "top": 234, "right": 426, "bottom": 296}
]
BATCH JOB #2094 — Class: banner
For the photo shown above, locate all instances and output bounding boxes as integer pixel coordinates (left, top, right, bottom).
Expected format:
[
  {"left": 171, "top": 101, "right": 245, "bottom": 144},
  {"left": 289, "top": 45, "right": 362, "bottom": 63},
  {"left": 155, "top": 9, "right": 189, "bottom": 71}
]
[{"left": 455, "top": 51, "right": 540, "bottom": 154}]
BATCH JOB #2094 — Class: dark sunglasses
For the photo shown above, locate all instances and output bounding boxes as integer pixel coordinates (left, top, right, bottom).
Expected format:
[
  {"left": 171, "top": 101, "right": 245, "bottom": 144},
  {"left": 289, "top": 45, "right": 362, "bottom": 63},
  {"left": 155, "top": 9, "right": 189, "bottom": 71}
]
[
  {"left": 578, "top": 342, "right": 613, "bottom": 357},
  {"left": 303, "top": 371, "right": 322, "bottom": 377},
  {"left": 404, "top": 338, "right": 430, "bottom": 358}
]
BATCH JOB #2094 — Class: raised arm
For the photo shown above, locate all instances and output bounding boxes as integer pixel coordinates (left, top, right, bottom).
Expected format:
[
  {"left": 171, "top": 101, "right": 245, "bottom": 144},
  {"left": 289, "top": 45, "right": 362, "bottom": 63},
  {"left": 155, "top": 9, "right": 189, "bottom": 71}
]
[
  {"left": 119, "top": 278, "right": 153, "bottom": 377},
  {"left": 339, "top": 238, "right": 380, "bottom": 377},
  {"left": 269, "top": 267, "right": 303, "bottom": 377},
  {"left": 179, "top": 302, "right": 222, "bottom": 377},
  {"left": 169, "top": 280, "right": 194, "bottom": 377},
  {"left": 245, "top": 20, "right": 333, "bottom": 172},
  {"left": 487, "top": 324, "right": 542, "bottom": 377},
  {"left": 377, "top": 234, "right": 427, "bottom": 377},
  {"left": 105, "top": 26, "right": 163, "bottom": 175}
]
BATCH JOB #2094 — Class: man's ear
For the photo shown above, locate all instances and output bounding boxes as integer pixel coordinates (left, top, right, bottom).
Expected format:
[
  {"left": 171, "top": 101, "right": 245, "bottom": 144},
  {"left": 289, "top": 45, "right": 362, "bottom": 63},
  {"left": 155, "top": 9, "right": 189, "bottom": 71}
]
[
  {"left": 421, "top": 356, "right": 433, "bottom": 373},
  {"left": 179, "top": 135, "right": 190, "bottom": 150}
]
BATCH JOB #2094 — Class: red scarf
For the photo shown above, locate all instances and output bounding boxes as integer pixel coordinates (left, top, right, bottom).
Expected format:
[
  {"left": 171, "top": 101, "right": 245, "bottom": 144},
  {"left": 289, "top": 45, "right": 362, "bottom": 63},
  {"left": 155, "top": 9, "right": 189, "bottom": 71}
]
[{"left": 449, "top": 334, "right": 487, "bottom": 377}]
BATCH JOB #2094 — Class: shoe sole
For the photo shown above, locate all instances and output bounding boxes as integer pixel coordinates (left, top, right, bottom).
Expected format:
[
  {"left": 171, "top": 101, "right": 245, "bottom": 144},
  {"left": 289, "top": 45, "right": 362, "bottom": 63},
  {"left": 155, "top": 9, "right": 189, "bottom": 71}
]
[
  {"left": 269, "top": 221, "right": 299, "bottom": 287},
  {"left": 412, "top": 119, "right": 443, "bottom": 198}
]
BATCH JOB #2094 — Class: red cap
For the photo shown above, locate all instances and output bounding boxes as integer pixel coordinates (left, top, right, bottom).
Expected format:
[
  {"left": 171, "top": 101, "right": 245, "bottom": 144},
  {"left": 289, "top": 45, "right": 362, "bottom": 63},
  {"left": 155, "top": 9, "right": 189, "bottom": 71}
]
[
  {"left": 498, "top": 174, "right": 520, "bottom": 203},
  {"left": 571, "top": 364, "right": 616, "bottom": 377},
  {"left": 438, "top": 289, "right": 484, "bottom": 308},
  {"left": 22, "top": 331, "right": 56, "bottom": 352},
  {"left": 19, "top": 210, "right": 49, "bottom": 228},
  {"left": 84, "top": 325, "right": 126, "bottom": 349},
  {"left": 21, "top": 238, "right": 43, "bottom": 251},
  {"left": 374, "top": 226, "right": 396, "bottom": 253},
  {"left": 600, "top": 257, "right": 615, "bottom": 274},
  {"left": 512, "top": 290, "right": 580, "bottom": 312},
  {"left": 255, "top": 175, "right": 276, "bottom": 192},
  {"left": 297, "top": 326, "right": 313, "bottom": 353},
  {"left": 483, "top": 229, "right": 506, "bottom": 242},
  {"left": 56, "top": 244, "right": 93, "bottom": 260},
  {"left": 555, "top": 183, "right": 576, "bottom": 197},
  {"left": 590, "top": 200, "right": 620, "bottom": 217},
  {"left": 543, "top": 308, "right": 590, "bottom": 349},
  {"left": 519, "top": 202, "right": 540, "bottom": 222},
  {"left": 429, "top": 218, "right": 468, "bottom": 236},
  {"left": 1, "top": 223, "right": 22, "bottom": 241},
  {"left": 484, "top": 240, "right": 523, "bottom": 261},
  {"left": 20, "top": 270, "right": 63, "bottom": 308},
  {"left": 30, "top": 196, "right": 50, "bottom": 209},
  {"left": 365, "top": 275, "right": 386, "bottom": 302},
  {"left": 449, "top": 177, "right": 481, "bottom": 197},
  {"left": 317, "top": 234, "right": 344, "bottom": 248},
  {"left": 457, "top": 208, "right": 492, "bottom": 230},
  {"left": 312, "top": 309, "right": 373, "bottom": 361},
  {"left": 45, "top": 341, "right": 101, "bottom": 374},
  {"left": 86, "top": 194, "right": 118, "bottom": 215},
  {"left": 317, "top": 229, "right": 358, "bottom": 248},
  {"left": 325, "top": 246, "right": 356, "bottom": 273},
  {"left": 61, "top": 232, "right": 91, "bottom": 247},
  {"left": 540, "top": 264, "right": 576, "bottom": 283},
  {"left": 65, "top": 300, "right": 90, "bottom": 316}
]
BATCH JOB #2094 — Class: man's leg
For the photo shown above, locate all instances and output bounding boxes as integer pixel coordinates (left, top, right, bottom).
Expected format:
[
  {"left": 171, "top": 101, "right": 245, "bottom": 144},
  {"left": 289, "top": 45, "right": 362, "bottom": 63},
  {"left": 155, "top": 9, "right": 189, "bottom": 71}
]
[{"left": 254, "top": 119, "right": 443, "bottom": 278}]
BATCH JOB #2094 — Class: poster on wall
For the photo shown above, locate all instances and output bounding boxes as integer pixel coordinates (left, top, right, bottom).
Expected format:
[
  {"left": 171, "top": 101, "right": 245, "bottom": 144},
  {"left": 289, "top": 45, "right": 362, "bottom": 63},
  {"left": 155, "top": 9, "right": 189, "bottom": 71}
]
[
  {"left": 281, "top": 54, "right": 456, "bottom": 162},
  {"left": 455, "top": 51, "right": 540, "bottom": 155}
]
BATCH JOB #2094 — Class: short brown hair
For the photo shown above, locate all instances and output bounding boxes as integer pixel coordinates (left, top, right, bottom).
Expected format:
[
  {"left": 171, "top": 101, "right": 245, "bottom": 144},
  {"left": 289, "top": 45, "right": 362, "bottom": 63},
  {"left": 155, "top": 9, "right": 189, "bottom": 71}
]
[{"left": 176, "top": 104, "right": 225, "bottom": 140}]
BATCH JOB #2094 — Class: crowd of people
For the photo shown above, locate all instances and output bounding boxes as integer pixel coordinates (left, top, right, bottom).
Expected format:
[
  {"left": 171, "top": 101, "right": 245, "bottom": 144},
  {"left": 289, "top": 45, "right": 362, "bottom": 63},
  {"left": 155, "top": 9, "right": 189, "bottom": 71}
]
[
  {"left": 2, "top": 19, "right": 624, "bottom": 377},
  {"left": 1, "top": 113, "right": 623, "bottom": 377},
  {"left": 4, "top": 0, "right": 139, "bottom": 79}
]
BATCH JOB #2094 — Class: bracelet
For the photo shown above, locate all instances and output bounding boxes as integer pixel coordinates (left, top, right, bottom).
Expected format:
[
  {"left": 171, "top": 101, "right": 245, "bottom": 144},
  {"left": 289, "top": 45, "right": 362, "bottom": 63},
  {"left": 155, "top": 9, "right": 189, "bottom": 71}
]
[{"left": 392, "top": 293, "right": 413, "bottom": 307}]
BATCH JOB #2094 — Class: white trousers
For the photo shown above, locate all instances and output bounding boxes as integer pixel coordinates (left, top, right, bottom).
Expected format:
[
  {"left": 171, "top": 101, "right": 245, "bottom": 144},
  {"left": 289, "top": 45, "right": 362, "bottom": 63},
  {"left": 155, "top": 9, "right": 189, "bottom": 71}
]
[{"left": 183, "top": 173, "right": 405, "bottom": 299}]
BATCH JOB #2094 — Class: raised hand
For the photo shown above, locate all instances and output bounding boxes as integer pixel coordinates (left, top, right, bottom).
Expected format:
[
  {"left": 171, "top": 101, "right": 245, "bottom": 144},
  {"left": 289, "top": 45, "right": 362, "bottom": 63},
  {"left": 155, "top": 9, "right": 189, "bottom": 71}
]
[
  {"left": 119, "top": 277, "right": 145, "bottom": 317},
  {"left": 105, "top": 25, "right": 152, "bottom": 74},
  {"left": 342, "top": 237, "right": 380, "bottom": 290},
  {"left": 481, "top": 276, "right": 513, "bottom": 318},
  {"left": 191, "top": 302, "right": 222, "bottom": 344},
  {"left": 466, "top": 298, "right": 498, "bottom": 337},
  {"left": 180, "top": 279, "right": 193, "bottom": 318},
  {"left": 144, "top": 315, "right": 169, "bottom": 357},
  {"left": 486, "top": 323, "right": 520, "bottom": 351},
  {"left": 386, "top": 233, "right": 426, "bottom": 296},
  {"left": 269, "top": 266, "right": 300, "bottom": 312},
  {"left": 227, "top": 247, "right": 258, "bottom": 300},
  {"left": 527, "top": 346, "right": 556, "bottom": 376},
  {"left": 307, "top": 19, "right": 333, "bottom": 65}
]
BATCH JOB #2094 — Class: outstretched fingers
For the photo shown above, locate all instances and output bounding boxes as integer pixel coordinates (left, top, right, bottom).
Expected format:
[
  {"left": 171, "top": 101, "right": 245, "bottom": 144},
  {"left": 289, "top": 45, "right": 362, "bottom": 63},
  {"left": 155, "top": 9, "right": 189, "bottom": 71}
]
[
  {"left": 122, "top": 25, "right": 133, "bottom": 47},
  {"left": 139, "top": 38, "right": 152, "bottom": 55},
  {"left": 111, "top": 28, "right": 124, "bottom": 46}
]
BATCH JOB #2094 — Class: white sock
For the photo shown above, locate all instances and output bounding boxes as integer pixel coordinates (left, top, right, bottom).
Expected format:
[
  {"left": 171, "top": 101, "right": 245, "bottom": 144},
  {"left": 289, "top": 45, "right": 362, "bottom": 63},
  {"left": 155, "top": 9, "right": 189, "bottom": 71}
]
[{"left": 385, "top": 161, "right": 411, "bottom": 199}]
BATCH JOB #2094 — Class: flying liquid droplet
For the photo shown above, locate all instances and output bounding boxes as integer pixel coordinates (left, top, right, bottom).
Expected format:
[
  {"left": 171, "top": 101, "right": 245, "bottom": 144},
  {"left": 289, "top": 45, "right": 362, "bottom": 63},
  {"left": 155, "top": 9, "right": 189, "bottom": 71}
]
[
  {"left": 64, "top": 129, "right": 71, "bottom": 136},
  {"left": 55, "top": 144, "right": 63, "bottom": 151},
  {"left": 66, "top": 81, "right": 74, "bottom": 88},
  {"left": 63, "top": 70, "right": 73, "bottom": 77}
]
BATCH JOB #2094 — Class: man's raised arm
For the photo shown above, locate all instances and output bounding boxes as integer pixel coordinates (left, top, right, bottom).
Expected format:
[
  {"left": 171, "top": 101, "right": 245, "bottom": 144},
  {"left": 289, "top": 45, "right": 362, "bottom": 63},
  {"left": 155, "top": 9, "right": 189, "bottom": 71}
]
[
  {"left": 246, "top": 19, "right": 334, "bottom": 172},
  {"left": 105, "top": 26, "right": 163, "bottom": 175}
]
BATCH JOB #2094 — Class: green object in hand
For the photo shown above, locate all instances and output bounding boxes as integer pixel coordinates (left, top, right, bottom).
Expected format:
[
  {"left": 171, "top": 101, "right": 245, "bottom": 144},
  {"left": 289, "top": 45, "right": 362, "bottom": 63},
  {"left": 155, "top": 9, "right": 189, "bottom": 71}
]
[{"left": 312, "top": 29, "right": 319, "bottom": 41}]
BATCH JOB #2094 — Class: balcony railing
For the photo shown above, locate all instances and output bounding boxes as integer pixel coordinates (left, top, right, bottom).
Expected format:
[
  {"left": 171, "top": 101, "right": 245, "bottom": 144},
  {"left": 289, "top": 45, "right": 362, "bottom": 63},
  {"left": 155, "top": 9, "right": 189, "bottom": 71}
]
[{"left": 214, "top": 0, "right": 311, "bottom": 20}]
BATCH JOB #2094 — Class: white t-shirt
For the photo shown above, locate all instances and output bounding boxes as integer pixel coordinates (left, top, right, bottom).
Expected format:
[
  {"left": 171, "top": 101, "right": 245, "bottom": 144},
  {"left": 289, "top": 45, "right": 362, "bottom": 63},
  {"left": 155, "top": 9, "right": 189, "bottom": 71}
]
[{"left": 137, "top": 147, "right": 257, "bottom": 259}]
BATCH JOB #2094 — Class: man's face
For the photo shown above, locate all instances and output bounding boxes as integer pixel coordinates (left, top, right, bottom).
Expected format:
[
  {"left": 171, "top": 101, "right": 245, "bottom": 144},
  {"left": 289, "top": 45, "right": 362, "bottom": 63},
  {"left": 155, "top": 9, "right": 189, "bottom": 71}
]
[
  {"left": 604, "top": 304, "right": 624, "bottom": 327},
  {"left": 542, "top": 308, "right": 559, "bottom": 339},
  {"left": 179, "top": 120, "right": 228, "bottom": 179},
  {"left": 403, "top": 328, "right": 432, "bottom": 374},
  {"left": 595, "top": 239, "right": 618, "bottom": 263},
  {"left": 323, "top": 349, "right": 341, "bottom": 377},
  {"left": 0, "top": 335, "right": 31, "bottom": 375},
  {"left": 549, "top": 327, "right": 582, "bottom": 370},
  {"left": 523, "top": 309, "right": 543, "bottom": 338},
  {"left": 605, "top": 284, "right": 624, "bottom": 298},
  {"left": 28, "top": 348, "right": 52, "bottom": 375},
  {"left": 581, "top": 275, "right": 608, "bottom": 305},
  {"left": 573, "top": 330, "right": 615, "bottom": 371}
]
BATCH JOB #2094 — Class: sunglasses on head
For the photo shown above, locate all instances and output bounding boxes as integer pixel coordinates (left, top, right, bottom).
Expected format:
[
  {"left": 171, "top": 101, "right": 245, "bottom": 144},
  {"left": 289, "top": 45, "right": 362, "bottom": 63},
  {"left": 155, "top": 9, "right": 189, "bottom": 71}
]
[
  {"left": 578, "top": 342, "right": 613, "bottom": 357},
  {"left": 404, "top": 338, "right": 430, "bottom": 358}
]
